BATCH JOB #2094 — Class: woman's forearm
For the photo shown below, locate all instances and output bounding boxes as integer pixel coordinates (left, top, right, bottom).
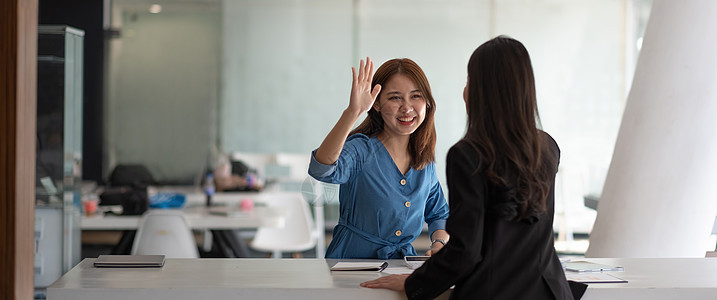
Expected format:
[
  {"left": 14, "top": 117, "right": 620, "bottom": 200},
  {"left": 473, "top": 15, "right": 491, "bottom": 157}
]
[{"left": 314, "top": 108, "right": 363, "bottom": 165}]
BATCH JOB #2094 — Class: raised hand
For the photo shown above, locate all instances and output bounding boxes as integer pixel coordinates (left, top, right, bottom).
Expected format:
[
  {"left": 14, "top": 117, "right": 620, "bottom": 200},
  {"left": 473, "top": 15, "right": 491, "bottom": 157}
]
[
  {"left": 313, "top": 57, "right": 382, "bottom": 165},
  {"left": 348, "top": 57, "right": 382, "bottom": 114}
]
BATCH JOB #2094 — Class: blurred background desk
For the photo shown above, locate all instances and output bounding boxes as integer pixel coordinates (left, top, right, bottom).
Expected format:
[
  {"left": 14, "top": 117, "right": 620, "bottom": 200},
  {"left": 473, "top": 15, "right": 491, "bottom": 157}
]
[
  {"left": 82, "top": 203, "right": 285, "bottom": 230},
  {"left": 82, "top": 189, "right": 290, "bottom": 258}
]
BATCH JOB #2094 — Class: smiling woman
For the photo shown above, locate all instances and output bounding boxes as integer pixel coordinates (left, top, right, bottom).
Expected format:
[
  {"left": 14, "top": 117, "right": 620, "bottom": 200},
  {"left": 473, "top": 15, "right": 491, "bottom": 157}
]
[
  {"left": 374, "top": 74, "right": 427, "bottom": 155},
  {"left": 351, "top": 58, "right": 437, "bottom": 172},
  {"left": 308, "top": 57, "right": 449, "bottom": 260}
]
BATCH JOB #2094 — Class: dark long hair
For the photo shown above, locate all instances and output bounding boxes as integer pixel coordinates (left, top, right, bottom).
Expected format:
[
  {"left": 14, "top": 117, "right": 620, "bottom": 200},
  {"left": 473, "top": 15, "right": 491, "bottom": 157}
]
[
  {"left": 350, "top": 58, "right": 437, "bottom": 170},
  {"left": 464, "top": 36, "right": 557, "bottom": 224}
]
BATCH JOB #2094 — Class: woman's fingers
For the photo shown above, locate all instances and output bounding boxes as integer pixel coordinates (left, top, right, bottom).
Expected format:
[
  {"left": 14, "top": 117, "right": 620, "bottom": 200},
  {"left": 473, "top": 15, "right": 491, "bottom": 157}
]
[
  {"left": 357, "top": 57, "right": 373, "bottom": 83},
  {"left": 352, "top": 67, "right": 358, "bottom": 85},
  {"left": 358, "top": 59, "right": 366, "bottom": 82},
  {"left": 348, "top": 57, "right": 378, "bottom": 113},
  {"left": 361, "top": 276, "right": 390, "bottom": 287},
  {"left": 360, "top": 274, "right": 408, "bottom": 292}
]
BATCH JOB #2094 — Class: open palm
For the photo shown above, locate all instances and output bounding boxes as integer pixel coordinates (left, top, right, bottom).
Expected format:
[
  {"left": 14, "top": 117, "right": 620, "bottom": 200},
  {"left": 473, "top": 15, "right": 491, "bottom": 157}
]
[{"left": 349, "top": 57, "right": 382, "bottom": 114}]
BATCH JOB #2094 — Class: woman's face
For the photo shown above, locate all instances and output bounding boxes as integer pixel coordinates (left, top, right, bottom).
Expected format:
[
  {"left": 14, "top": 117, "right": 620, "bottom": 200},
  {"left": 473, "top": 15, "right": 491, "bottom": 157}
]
[{"left": 374, "top": 74, "right": 427, "bottom": 139}]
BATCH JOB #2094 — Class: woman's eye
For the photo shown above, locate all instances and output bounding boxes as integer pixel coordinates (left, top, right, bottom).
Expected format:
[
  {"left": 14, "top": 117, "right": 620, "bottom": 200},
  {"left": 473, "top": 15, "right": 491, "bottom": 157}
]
[
  {"left": 412, "top": 94, "right": 423, "bottom": 99},
  {"left": 389, "top": 96, "right": 401, "bottom": 101}
]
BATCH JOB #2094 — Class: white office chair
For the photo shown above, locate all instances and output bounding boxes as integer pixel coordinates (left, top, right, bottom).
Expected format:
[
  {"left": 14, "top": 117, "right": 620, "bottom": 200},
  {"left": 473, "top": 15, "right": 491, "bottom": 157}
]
[
  {"left": 250, "top": 192, "right": 316, "bottom": 258},
  {"left": 131, "top": 209, "right": 199, "bottom": 258}
]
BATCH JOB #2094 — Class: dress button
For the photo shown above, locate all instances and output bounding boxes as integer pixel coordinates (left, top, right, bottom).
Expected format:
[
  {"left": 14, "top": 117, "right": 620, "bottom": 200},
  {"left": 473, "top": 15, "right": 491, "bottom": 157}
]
[
  {"left": 400, "top": 179, "right": 406, "bottom": 185},
  {"left": 405, "top": 201, "right": 411, "bottom": 208},
  {"left": 395, "top": 230, "right": 402, "bottom": 236}
]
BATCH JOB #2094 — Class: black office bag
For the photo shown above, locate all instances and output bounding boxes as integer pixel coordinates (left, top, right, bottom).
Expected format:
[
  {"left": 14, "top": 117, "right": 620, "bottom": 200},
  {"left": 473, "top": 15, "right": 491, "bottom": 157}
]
[
  {"left": 99, "top": 164, "right": 154, "bottom": 215},
  {"left": 108, "top": 164, "right": 155, "bottom": 187}
]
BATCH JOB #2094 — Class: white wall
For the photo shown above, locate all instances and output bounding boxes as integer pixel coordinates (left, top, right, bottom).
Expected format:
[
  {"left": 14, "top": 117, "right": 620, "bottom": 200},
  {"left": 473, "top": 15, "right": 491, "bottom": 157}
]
[
  {"left": 221, "top": 0, "right": 354, "bottom": 154},
  {"left": 107, "top": 4, "right": 221, "bottom": 182}
]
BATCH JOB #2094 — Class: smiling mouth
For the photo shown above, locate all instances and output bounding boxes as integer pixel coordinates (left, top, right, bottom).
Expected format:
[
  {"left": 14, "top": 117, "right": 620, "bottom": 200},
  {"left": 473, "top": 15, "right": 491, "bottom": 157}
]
[{"left": 398, "top": 116, "right": 416, "bottom": 125}]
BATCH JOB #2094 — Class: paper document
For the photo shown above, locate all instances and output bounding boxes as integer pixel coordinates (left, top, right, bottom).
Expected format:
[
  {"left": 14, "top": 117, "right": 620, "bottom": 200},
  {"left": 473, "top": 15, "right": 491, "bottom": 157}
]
[
  {"left": 330, "top": 261, "right": 388, "bottom": 272},
  {"left": 563, "top": 261, "right": 624, "bottom": 272},
  {"left": 565, "top": 272, "right": 627, "bottom": 283},
  {"left": 383, "top": 267, "right": 415, "bottom": 275}
]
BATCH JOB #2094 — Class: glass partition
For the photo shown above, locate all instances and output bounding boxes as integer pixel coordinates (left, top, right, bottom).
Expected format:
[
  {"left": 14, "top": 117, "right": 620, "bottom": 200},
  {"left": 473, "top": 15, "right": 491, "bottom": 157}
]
[{"left": 35, "top": 25, "right": 83, "bottom": 289}]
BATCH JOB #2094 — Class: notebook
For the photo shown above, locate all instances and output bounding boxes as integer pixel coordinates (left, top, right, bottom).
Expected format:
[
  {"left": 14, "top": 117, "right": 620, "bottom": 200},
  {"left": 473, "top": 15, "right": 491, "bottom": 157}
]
[
  {"left": 94, "top": 255, "right": 165, "bottom": 268},
  {"left": 330, "top": 261, "right": 388, "bottom": 272}
]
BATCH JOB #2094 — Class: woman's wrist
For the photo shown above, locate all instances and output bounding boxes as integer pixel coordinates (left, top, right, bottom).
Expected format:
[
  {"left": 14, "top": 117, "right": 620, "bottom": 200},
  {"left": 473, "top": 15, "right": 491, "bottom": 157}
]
[
  {"left": 431, "top": 239, "right": 447, "bottom": 246},
  {"left": 344, "top": 106, "right": 364, "bottom": 118}
]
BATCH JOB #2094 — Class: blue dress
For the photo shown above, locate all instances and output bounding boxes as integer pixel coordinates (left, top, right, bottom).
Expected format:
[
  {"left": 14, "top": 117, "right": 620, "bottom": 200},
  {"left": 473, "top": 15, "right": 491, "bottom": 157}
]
[{"left": 309, "top": 134, "right": 449, "bottom": 259}]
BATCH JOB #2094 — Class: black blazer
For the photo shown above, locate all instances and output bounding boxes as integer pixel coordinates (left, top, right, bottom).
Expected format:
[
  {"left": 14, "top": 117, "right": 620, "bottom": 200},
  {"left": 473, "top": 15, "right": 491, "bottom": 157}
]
[{"left": 405, "top": 132, "right": 573, "bottom": 300}]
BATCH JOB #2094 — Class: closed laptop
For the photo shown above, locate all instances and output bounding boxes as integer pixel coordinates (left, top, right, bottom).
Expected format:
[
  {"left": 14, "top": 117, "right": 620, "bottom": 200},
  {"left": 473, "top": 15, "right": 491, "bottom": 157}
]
[{"left": 94, "top": 255, "right": 165, "bottom": 268}]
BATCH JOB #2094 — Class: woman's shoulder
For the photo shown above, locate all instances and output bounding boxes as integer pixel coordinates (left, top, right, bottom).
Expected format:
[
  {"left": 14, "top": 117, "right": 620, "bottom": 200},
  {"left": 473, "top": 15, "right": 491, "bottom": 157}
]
[
  {"left": 447, "top": 139, "right": 483, "bottom": 168},
  {"left": 347, "top": 132, "right": 368, "bottom": 140},
  {"left": 448, "top": 139, "right": 478, "bottom": 159},
  {"left": 539, "top": 130, "right": 560, "bottom": 157},
  {"left": 345, "top": 133, "right": 379, "bottom": 150}
]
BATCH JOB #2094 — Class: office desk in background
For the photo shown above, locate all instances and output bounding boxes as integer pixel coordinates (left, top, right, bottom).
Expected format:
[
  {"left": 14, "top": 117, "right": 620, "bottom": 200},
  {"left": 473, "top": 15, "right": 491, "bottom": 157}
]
[
  {"left": 81, "top": 205, "right": 285, "bottom": 230},
  {"left": 82, "top": 190, "right": 291, "bottom": 257},
  {"left": 48, "top": 257, "right": 717, "bottom": 300}
]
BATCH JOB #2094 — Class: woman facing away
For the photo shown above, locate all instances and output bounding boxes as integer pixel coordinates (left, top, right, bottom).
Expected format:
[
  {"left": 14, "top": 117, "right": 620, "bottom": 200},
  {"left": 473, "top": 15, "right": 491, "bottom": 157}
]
[
  {"left": 308, "top": 57, "right": 450, "bottom": 259},
  {"left": 361, "top": 36, "right": 574, "bottom": 299}
]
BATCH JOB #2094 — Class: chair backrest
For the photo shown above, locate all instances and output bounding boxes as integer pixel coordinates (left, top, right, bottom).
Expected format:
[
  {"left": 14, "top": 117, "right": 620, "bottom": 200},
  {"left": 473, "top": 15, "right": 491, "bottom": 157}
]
[
  {"left": 250, "top": 192, "right": 316, "bottom": 252},
  {"left": 230, "top": 152, "right": 276, "bottom": 179},
  {"left": 274, "top": 153, "right": 311, "bottom": 182},
  {"left": 131, "top": 210, "right": 199, "bottom": 258}
]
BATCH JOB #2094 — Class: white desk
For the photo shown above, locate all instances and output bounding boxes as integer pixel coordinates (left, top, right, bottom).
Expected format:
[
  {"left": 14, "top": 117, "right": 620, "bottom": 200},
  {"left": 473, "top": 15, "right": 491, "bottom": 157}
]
[
  {"left": 83, "top": 191, "right": 293, "bottom": 257},
  {"left": 579, "top": 258, "right": 717, "bottom": 299},
  {"left": 47, "top": 259, "right": 419, "bottom": 300},
  {"left": 47, "top": 258, "right": 717, "bottom": 300},
  {"left": 82, "top": 205, "right": 285, "bottom": 230},
  {"left": 83, "top": 190, "right": 291, "bottom": 230}
]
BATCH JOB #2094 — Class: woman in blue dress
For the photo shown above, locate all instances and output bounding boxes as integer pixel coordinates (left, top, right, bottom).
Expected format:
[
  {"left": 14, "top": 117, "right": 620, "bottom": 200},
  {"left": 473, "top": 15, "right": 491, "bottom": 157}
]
[{"left": 309, "top": 57, "right": 450, "bottom": 259}]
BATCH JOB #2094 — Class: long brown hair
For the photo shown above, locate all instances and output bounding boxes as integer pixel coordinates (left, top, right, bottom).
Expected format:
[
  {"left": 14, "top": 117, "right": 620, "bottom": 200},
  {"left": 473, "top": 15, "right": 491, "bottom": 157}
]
[
  {"left": 350, "top": 58, "right": 437, "bottom": 170},
  {"left": 464, "top": 36, "right": 557, "bottom": 223}
]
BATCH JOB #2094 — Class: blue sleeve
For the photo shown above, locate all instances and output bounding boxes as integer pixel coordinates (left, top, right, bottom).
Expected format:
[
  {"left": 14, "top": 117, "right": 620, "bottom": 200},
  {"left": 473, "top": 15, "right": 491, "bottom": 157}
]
[
  {"left": 308, "top": 134, "right": 370, "bottom": 184},
  {"left": 424, "top": 164, "right": 449, "bottom": 239}
]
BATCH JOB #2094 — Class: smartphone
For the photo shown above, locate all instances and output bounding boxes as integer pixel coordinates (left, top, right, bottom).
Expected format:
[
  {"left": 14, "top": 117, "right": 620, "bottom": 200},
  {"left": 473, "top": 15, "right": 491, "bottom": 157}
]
[{"left": 404, "top": 256, "right": 430, "bottom": 269}]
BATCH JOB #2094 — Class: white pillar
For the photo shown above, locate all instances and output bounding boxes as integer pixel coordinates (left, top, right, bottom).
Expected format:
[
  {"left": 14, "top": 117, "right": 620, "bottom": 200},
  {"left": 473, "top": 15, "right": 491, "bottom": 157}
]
[{"left": 585, "top": 0, "right": 717, "bottom": 258}]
